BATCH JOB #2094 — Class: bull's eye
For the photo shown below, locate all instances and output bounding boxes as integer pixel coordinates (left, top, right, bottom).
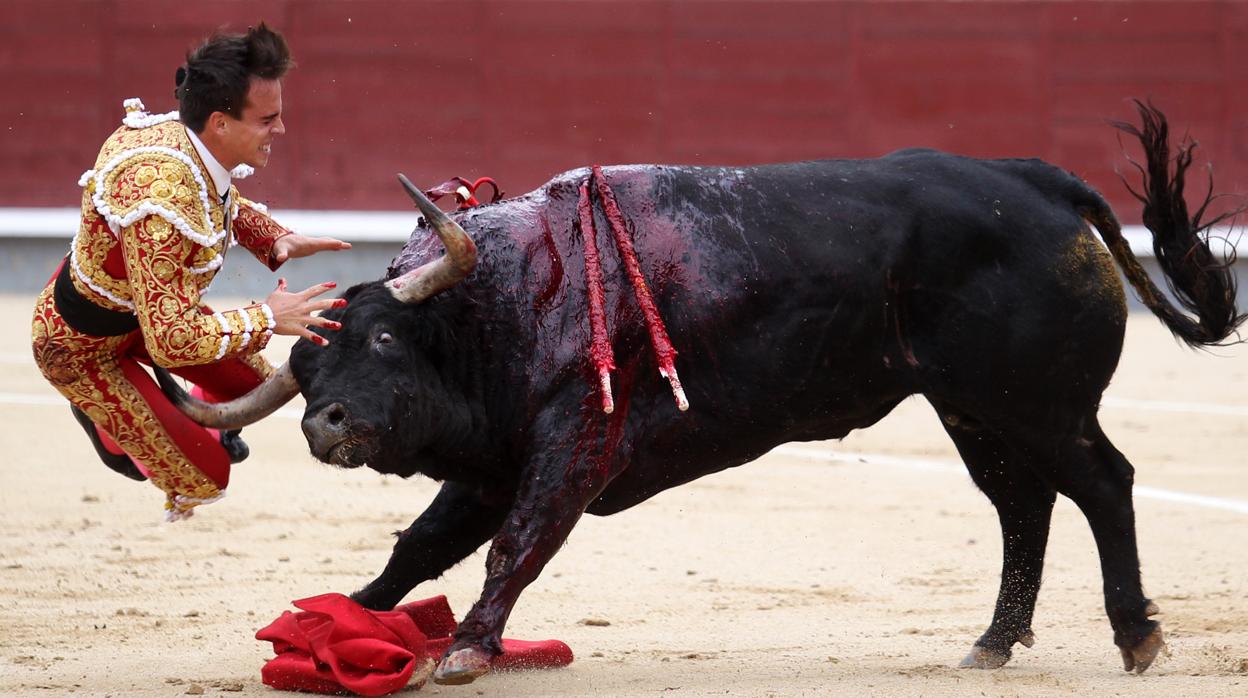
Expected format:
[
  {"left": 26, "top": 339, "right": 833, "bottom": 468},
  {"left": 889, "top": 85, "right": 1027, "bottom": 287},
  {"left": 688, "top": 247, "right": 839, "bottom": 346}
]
[{"left": 376, "top": 331, "right": 394, "bottom": 346}]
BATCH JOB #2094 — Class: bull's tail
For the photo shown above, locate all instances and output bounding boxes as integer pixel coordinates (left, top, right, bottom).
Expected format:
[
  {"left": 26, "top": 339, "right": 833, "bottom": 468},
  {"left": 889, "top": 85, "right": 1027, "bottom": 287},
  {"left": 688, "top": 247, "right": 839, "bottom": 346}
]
[{"left": 1080, "top": 100, "right": 1245, "bottom": 347}]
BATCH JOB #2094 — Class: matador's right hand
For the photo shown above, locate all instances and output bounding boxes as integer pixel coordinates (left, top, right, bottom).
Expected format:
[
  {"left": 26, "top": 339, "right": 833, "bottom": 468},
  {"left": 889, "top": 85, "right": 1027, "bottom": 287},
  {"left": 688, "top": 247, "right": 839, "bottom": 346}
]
[{"left": 265, "top": 279, "right": 346, "bottom": 345}]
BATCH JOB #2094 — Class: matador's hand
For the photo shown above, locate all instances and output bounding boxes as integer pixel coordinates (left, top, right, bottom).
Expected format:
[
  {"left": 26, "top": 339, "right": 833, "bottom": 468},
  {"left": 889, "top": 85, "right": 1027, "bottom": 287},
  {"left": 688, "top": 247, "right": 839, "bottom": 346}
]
[
  {"left": 272, "top": 233, "right": 352, "bottom": 264},
  {"left": 265, "top": 278, "right": 347, "bottom": 345}
]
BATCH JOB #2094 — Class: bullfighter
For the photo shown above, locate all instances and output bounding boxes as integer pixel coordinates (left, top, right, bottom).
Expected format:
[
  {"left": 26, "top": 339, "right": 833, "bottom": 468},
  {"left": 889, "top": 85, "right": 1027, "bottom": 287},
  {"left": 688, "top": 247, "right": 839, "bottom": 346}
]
[{"left": 31, "top": 23, "right": 348, "bottom": 520}]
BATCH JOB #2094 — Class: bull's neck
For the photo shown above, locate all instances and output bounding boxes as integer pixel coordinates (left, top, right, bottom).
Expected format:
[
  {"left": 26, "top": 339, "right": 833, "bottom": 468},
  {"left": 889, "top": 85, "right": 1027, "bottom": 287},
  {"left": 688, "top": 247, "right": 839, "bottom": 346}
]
[{"left": 413, "top": 285, "right": 530, "bottom": 470}]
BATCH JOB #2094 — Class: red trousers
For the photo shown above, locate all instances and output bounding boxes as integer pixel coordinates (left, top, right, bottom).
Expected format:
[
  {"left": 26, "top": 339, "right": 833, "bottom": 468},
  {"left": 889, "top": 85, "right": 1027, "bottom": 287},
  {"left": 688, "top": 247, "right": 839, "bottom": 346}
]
[{"left": 32, "top": 282, "right": 271, "bottom": 519}]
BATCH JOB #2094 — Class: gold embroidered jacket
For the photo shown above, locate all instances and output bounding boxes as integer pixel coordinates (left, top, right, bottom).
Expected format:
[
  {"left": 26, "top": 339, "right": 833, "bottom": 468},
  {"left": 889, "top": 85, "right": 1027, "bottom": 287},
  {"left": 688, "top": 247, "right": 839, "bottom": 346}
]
[{"left": 69, "top": 101, "right": 293, "bottom": 368}]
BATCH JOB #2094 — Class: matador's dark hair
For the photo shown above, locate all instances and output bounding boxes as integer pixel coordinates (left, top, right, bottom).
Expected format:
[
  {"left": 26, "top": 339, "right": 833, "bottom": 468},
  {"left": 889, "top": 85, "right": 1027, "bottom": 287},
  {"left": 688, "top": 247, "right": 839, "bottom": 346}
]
[{"left": 175, "top": 22, "right": 294, "bottom": 133}]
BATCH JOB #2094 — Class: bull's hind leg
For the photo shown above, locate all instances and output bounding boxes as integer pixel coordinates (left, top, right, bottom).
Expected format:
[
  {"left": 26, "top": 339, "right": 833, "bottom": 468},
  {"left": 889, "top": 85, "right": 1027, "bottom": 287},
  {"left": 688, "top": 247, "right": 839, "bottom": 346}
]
[
  {"left": 935, "top": 408, "right": 1056, "bottom": 669},
  {"left": 1038, "top": 421, "right": 1165, "bottom": 673}
]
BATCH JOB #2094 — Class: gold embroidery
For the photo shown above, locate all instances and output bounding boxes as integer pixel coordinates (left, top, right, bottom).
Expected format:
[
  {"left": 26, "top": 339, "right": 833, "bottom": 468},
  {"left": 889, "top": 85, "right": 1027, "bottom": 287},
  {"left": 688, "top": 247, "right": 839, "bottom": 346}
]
[
  {"left": 166, "top": 326, "right": 194, "bottom": 353},
  {"left": 190, "top": 247, "right": 219, "bottom": 270},
  {"left": 120, "top": 217, "right": 263, "bottom": 367},
  {"left": 33, "top": 339, "right": 80, "bottom": 386},
  {"left": 147, "top": 217, "right": 173, "bottom": 243},
  {"left": 135, "top": 165, "right": 157, "bottom": 187},
  {"left": 157, "top": 294, "right": 181, "bottom": 317},
  {"left": 70, "top": 205, "right": 131, "bottom": 311},
  {"left": 225, "top": 311, "right": 246, "bottom": 336},
  {"left": 233, "top": 201, "right": 293, "bottom": 270},
  {"left": 96, "top": 124, "right": 211, "bottom": 241},
  {"left": 158, "top": 162, "right": 182, "bottom": 183},
  {"left": 150, "top": 179, "right": 174, "bottom": 200}
]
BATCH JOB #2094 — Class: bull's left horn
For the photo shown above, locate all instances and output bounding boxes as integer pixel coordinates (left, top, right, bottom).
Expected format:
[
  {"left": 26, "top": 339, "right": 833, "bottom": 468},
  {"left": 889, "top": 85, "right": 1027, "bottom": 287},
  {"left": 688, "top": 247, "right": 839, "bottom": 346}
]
[
  {"left": 385, "top": 173, "right": 478, "bottom": 304},
  {"left": 155, "top": 362, "right": 299, "bottom": 430}
]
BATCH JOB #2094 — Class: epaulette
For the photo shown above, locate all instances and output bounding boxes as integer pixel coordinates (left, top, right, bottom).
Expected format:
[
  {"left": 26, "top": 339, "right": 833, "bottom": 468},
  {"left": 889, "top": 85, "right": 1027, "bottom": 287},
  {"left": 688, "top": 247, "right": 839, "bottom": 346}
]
[{"left": 77, "top": 98, "right": 227, "bottom": 248}]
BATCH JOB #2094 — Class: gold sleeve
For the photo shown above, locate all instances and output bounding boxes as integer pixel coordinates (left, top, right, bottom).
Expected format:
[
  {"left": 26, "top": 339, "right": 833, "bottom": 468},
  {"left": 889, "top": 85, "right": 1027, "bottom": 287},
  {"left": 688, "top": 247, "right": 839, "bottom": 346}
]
[
  {"left": 121, "top": 215, "right": 275, "bottom": 368},
  {"left": 233, "top": 195, "right": 293, "bottom": 271}
]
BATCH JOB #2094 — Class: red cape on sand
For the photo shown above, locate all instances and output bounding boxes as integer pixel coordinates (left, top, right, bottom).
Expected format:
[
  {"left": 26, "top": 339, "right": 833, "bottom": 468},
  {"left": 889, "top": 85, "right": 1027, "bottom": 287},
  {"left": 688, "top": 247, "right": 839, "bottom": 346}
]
[{"left": 256, "top": 593, "right": 573, "bottom": 696}]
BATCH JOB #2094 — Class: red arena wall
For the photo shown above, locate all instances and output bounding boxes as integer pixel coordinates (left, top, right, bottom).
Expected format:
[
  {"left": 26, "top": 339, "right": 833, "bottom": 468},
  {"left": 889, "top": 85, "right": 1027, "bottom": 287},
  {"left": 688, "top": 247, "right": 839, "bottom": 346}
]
[{"left": 3, "top": 0, "right": 1247, "bottom": 220}]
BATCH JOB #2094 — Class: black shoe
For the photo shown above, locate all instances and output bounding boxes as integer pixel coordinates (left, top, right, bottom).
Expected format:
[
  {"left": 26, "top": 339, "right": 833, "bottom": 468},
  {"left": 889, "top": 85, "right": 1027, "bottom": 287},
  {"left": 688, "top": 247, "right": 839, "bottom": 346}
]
[
  {"left": 220, "top": 429, "right": 249, "bottom": 464},
  {"left": 70, "top": 406, "right": 148, "bottom": 482}
]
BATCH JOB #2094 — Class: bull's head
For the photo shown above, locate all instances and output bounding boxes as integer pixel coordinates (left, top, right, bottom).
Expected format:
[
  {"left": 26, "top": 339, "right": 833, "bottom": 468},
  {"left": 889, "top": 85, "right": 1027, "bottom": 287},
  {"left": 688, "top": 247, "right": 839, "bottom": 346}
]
[{"left": 160, "top": 175, "right": 477, "bottom": 474}]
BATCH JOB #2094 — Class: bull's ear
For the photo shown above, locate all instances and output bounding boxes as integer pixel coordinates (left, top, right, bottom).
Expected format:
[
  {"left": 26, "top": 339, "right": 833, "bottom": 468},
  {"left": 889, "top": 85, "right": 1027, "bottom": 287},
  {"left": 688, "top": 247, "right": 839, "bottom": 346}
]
[
  {"left": 339, "top": 283, "right": 368, "bottom": 302},
  {"left": 385, "top": 174, "right": 477, "bottom": 304}
]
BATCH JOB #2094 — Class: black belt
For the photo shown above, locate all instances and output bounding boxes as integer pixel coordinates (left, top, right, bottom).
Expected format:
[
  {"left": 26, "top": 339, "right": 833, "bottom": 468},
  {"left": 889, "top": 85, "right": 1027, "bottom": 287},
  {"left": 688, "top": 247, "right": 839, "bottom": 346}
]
[{"left": 52, "top": 256, "right": 140, "bottom": 336}]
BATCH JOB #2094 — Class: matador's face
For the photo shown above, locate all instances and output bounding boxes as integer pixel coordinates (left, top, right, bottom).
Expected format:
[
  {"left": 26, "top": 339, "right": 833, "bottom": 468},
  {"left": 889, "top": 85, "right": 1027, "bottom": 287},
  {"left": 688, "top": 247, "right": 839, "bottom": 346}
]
[{"left": 220, "top": 78, "right": 286, "bottom": 169}]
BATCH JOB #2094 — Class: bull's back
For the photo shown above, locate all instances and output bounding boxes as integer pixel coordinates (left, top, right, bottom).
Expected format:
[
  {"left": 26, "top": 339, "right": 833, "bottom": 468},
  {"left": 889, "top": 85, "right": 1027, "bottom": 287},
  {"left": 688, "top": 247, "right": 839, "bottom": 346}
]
[
  {"left": 584, "top": 155, "right": 1127, "bottom": 512},
  {"left": 606, "top": 153, "right": 1111, "bottom": 374}
]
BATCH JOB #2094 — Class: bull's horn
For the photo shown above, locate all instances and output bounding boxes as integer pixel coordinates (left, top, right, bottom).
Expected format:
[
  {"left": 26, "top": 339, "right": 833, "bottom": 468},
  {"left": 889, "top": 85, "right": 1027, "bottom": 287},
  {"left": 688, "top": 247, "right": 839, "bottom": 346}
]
[
  {"left": 154, "top": 362, "right": 299, "bottom": 430},
  {"left": 385, "top": 173, "right": 478, "bottom": 304}
]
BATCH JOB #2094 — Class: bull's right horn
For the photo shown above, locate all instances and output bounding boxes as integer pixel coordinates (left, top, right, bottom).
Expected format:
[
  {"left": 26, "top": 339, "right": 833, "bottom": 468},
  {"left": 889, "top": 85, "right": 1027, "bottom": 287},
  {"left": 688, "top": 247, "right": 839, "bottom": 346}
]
[
  {"left": 155, "top": 362, "right": 299, "bottom": 430},
  {"left": 385, "top": 173, "right": 478, "bottom": 304}
]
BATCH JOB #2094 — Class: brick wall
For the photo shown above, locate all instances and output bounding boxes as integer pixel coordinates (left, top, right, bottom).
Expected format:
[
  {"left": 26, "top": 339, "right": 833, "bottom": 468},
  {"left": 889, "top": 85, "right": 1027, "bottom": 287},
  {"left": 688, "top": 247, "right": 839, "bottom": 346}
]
[{"left": 2, "top": 0, "right": 1246, "bottom": 220}]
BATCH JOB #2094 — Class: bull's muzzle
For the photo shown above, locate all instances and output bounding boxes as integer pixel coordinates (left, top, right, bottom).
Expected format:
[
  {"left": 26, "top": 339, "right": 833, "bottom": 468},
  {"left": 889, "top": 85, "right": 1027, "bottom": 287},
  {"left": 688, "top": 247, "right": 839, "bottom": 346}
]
[{"left": 302, "top": 401, "right": 358, "bottom": 465}]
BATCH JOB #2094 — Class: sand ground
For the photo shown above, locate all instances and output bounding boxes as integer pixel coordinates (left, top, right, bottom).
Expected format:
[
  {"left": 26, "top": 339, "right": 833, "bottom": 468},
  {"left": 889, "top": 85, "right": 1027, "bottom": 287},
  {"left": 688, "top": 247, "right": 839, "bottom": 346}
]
[{"left": 1, "top": 293, "right": 1245, "bottom": 697}]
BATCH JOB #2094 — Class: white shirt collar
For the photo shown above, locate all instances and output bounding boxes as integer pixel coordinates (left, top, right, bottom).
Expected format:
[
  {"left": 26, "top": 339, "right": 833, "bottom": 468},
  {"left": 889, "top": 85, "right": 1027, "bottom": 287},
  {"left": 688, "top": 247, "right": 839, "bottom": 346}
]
[{"left": 185, "top": 126, "right": 232, "bottom": 201}]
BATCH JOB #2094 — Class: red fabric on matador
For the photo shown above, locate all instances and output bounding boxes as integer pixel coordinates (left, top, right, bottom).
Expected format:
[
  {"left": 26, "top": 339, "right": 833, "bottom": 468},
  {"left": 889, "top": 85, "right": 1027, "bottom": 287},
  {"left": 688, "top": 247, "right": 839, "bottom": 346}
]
[
  {"left": 256, "top": 594, "right": 573, "bottom": 695},
  {"left": 30, "top": 98, "right": 294, "bottom": 520}
]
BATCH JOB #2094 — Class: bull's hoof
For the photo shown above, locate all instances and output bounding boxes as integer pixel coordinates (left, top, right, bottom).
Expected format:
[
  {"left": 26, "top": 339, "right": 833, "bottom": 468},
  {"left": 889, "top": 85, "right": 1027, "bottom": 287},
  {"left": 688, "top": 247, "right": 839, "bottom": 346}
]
[
  {"left": 959, "top": 629, "right": 1034, "bottom": 669},
  {"left": 410, "top": 658, "right": 436, "bottom": 689},
  {"left": 434, "top": 647, "right": 492, "bottom": 685},
  {"left": 1120, "top": 625, "right": 1166, "bottom": 674},
  {"left": 220, "top": 429, "right": 249, "bottom": 464},
  {"left": 959, "top": 645, "right": 1011, "bottom": 669}
]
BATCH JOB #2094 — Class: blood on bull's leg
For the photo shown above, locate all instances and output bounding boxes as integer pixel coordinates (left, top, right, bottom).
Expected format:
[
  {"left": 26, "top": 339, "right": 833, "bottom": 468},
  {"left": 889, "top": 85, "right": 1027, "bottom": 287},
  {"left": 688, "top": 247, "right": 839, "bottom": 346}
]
[
  {"left": 434, "top": 423, "right": 622, "bottom": 685},
  {"left": 352, "top": 481, "right": 512, "bottom": 611}
]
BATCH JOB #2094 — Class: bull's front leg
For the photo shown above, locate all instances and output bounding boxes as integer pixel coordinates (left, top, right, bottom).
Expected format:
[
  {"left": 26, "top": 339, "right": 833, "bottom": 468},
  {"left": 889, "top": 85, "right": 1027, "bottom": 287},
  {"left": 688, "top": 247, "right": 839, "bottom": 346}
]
[
  {"left": 352, "top": 480, "right": 512, "bottom": 611},
  {"left": 434, "top": 433, "right": 619, "bottom": 685}
]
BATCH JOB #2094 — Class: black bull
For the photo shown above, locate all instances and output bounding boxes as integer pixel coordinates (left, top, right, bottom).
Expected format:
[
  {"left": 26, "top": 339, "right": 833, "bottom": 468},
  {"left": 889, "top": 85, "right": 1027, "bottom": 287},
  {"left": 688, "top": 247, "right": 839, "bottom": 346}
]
[{"left": 162, "top": 104, "right": 1243, "bottom": 684}]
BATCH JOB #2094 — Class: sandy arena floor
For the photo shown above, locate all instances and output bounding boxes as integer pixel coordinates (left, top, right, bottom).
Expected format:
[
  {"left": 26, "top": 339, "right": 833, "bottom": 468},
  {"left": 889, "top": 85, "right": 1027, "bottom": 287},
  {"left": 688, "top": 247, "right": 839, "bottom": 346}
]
[{"left": 1, "top": 293, "right": 1245, "bottom": 697}]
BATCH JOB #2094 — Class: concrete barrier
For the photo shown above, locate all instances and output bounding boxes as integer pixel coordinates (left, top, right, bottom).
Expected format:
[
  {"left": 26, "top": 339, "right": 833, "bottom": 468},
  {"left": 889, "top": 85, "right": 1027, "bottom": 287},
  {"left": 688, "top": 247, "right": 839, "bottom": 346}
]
[{"left": 0, "top": 208, "right": 415, "bottom": 298}]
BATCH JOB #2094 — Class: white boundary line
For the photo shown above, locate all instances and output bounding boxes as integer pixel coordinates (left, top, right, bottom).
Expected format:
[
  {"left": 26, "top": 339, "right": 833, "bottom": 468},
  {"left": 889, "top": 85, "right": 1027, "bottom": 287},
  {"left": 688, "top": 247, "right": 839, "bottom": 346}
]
[
  {"left": 3, "top": 389, "right": 1243, "bottom": 514},
  {"left": 772, "top": 445, "right": 1248, "bottom": 515},
  {"left": 1100, "top": 396, "right": 1248, "bottom": 417},
  {"left": 0, "top": 392, "right": 62, "bottom": 406}
]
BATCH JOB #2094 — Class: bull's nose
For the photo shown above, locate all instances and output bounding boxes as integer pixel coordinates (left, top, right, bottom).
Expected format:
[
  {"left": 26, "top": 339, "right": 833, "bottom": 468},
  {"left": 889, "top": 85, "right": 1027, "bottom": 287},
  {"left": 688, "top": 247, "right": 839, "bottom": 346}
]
[{"left": 302, "top": 402, "right": 350, "bottom": 452}]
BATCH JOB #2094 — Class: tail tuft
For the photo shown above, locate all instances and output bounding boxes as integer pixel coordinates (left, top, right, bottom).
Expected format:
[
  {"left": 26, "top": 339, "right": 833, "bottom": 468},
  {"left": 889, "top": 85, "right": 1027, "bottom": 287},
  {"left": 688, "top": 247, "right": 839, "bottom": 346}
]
[{"left": 1103, "top": 100, "right": 1246, "bottom": 346}]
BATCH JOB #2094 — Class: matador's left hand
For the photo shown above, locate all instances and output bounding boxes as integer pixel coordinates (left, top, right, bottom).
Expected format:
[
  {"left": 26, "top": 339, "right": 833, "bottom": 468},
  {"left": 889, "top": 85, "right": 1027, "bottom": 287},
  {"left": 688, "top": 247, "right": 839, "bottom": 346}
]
[{"left": 272, "top": 233, "right": 352, "bottom": 264}]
